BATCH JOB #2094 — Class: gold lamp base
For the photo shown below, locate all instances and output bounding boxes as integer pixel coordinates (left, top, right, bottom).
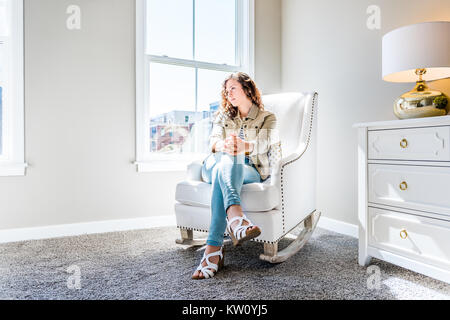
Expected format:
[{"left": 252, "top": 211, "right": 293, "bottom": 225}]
[{"left": 394, "top": 69, "right": 449, "bottom": 120}]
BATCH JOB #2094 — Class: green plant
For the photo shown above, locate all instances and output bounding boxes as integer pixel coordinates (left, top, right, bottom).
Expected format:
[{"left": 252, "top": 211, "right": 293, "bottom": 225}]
[{"left": 433, "top": 96, "right": 448, "bottom": 109}]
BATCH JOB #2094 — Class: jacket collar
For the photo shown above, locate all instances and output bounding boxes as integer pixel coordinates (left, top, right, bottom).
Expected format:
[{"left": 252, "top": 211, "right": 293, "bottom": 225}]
[
  {"left": 248, "top": 103, "right": 259, "bottom": 120},
  {"left": 237, "top": 103, "right": 259, "bottom": 120}
]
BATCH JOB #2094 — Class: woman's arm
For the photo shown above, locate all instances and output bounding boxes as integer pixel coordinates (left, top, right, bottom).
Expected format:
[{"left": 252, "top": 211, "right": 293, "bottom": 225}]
[
  {"left": 249, "top": 113, "right": 279, "bottom": 158},
  {"left": 209, "top": 113, "right": 226, "bottom": 153},
  {"left": 212, "top": 140, "right": 224, "bottom": 153}
]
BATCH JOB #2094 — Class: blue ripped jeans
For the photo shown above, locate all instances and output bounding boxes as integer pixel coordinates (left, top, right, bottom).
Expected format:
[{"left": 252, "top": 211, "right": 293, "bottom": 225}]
[{"left": 201, "top": 152, "right": 262, "bottom": 247}]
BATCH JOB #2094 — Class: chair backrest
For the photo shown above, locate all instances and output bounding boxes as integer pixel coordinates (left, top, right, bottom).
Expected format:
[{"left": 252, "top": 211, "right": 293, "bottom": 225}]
[{"left": 262, "top": 92, "right": 317, "bottom": 157}]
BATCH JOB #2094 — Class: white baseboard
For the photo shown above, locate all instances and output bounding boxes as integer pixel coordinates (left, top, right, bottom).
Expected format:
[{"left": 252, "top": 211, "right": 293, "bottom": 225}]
[
  {"left": 317, "top": 216, "right": 358, "bottom": 238},
  {"left": 0, "top": 214, "right": 357, "bottom": 244},
  {"left": 0, "top": 215, "right": 177, "bottom": 244}
]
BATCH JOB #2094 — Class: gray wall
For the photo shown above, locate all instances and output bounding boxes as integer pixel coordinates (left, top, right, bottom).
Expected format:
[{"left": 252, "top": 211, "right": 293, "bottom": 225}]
[
  {"left": 0, "top": 0, "right": 281, "bottom": 230},
  {"left": 281, "top": 0, "right": 450, "bottom": 225}
]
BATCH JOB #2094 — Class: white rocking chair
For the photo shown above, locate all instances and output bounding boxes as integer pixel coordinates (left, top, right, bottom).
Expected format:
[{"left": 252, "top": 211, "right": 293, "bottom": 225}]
[{"left": 174, "top": 92, "right": 320, "bottom": 263}]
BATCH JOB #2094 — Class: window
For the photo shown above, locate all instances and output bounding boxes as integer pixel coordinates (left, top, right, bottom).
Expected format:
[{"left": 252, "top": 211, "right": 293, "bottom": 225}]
[
  {"left": 135, "top": 0, "right": 254, "bottom": 172},
  {"left": 0, "top": 0, "right": 25, "bottom": 176}
]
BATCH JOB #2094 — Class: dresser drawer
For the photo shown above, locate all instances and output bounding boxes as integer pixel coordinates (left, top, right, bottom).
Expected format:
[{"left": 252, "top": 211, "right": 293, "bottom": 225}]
[
  {"left": 368, "top": 164, "right": 450, "bottom": 217},
  {"left": 368, "top": 207, "right": 450, "bottom": 271},
  {"left": 368, "top": 126, "right": 450, "bottom": 161}
]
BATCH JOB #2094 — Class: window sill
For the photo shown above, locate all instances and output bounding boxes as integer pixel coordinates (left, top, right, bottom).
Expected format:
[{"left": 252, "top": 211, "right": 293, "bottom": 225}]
[
  {"left": 0, "top": 162, "right": 28, "bottom": 177},
  {"left": 135, "top": 161, "right": 192, "bottom": 173},
  {"left": 135, "top": 153, "right": 207, "bottom": 173}
]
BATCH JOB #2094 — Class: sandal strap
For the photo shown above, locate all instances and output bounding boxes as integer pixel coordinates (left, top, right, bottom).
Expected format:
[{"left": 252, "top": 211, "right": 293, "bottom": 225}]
[
  {"left": 196, "top": 248, "right": 223, "bottom": 278},
  {"left": 200, "top": 267, "right": 215, "bottom": 278},
  {"left": 227, "top": 215, "right": 254, "bottom": 240}
]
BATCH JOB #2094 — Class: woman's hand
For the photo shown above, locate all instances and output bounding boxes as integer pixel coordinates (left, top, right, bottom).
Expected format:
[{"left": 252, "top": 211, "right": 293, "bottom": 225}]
[{"left": 222, "top": 133, "right": 252, "bottom": 156}]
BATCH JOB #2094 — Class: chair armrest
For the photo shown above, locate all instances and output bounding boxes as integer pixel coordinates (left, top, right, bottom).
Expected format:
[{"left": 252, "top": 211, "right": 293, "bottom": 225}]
[
  {"left": 187, "top": 160, "right": 203, "bottom": 181},
  {"left": 272, "top": 141, "right": 317, "bottom": 231},
  {"left": 270, "top": 142, "right": 307, "bottom": 187}
]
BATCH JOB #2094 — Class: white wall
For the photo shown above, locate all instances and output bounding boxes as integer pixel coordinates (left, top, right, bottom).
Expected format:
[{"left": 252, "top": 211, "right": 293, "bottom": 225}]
[
  {"left": 281, "top": 0, "right": 450, "bottom": 225},
  {"left": 0, "top": 0, "right": 281, "bottom": 231},
  {"left": 255, "top": 0, "right": 281, "bottom": 94}
]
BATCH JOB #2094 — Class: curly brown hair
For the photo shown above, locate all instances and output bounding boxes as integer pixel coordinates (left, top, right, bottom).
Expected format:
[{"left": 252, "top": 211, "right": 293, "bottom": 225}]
[{"left": 220, "top": 72, "right": 264, "bottom": 119}]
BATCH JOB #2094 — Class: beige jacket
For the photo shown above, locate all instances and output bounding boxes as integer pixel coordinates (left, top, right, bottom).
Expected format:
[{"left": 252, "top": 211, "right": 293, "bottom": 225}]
[{"left": 208, "top": 104, "right": 282, "bottom": 181}]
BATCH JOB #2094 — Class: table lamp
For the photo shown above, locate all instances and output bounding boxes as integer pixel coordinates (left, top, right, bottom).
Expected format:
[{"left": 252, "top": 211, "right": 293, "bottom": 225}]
[{"left": 382, "top": 21, "right": 450, "bottom": 119}]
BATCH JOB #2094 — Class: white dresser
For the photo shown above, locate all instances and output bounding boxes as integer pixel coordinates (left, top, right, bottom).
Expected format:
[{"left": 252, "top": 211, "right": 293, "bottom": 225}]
[{"left": 354, "top": 116, "right": 450, "bottom": 284}]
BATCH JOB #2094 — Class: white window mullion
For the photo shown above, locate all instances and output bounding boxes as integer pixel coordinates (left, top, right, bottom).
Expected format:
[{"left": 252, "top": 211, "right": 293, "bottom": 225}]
[
  {"left": 148, "top": 55, "right": 239, "bottom": 73},
  {"left": 235, "top": 0, "right": 239, "bottom": 68},
  {"left": 10, "top": 0, "right": 24, "bottom": 165},
  {"left": 236, "top": 0, "right": 254, "bottom": 78},
  {"left": 193, "top": 0, "right": 197, "bottom": 113},
  {"left": 136, "top": 0, "right": 153, "bottom": 165},
  {"left": 192, "top": 0, "right": 195, "bottom": 61},
  {"left": 195, "top": 68, "right": 198, "bottom": 113},
  {"left": 142, "top": 55, "right": 151, "bottom": 159},
  {"left": 0, "top": 37, "right": 8, "bottom": 160},
  {"left": 247, "top": 0, "right": 255, "bottom": 78},
  {"left": 0, "top": 0, "right": 26, "bottom": 177}
]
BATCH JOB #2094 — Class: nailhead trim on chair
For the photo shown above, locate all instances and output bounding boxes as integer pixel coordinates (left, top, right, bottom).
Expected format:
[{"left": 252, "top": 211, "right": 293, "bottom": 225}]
[
  {"left": 252, "top": 238, "right": 277, "bottom": 244},
  {"left": 279, "top": 92, "right": 317, "bottom": 235},
  {"left": 177, "top": 226, "right": 231, "bottom": 239},
  {"left": 178, "top": 226, "right": 210, "bottom": 233},
  {"left": 177, "top": 226, "right": 279, "bottom": 244}
]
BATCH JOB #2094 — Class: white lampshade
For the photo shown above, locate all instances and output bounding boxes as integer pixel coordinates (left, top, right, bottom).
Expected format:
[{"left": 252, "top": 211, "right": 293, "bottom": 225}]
[{"left": 382, "top": 21, "right": 450, "bottom": 83}]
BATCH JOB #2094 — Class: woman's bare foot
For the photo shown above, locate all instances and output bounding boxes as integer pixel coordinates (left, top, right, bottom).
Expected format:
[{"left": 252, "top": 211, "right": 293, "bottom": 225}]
[{"left": 192, "top": 245, "right": 222, "bottom": 279}]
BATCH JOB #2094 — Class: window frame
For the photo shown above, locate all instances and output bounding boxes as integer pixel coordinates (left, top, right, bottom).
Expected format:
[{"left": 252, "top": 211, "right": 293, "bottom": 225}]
[
  {"left": 0, "top": 0, "right": 26, "bottom": 177},
  {"left": 135, "top": 0, "right": 255, "bottom": 172}
]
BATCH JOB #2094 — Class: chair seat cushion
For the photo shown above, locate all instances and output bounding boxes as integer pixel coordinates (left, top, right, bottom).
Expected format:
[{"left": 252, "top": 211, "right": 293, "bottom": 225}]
[{"left": 175, "top": 180, "right": 280, "bottom": 212}]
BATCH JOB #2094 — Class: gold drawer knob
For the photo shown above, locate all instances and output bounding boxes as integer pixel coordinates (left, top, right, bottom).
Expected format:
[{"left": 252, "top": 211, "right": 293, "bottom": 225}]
[
  {"left": 399, "top": 181, "right": 408, "bottom": 190},
  {"left": 400, "top": 229, "right": 408, "bottom": 239},
  {"left": 400, "top": 138, "right": 408, "bottom": 148}
]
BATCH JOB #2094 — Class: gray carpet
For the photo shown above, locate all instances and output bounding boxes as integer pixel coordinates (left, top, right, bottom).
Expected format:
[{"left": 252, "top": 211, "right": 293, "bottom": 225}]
[{"left": 0, "top": 227, "right": 449, "bottom": 300}]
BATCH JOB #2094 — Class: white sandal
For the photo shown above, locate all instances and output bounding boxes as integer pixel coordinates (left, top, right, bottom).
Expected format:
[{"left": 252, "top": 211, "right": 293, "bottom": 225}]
[
  {"left": 227, "top": 215, "right": 261, "bottom": 246},
  {"left": 192, "top": 247, "right": 225, "bottom": 280}
]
